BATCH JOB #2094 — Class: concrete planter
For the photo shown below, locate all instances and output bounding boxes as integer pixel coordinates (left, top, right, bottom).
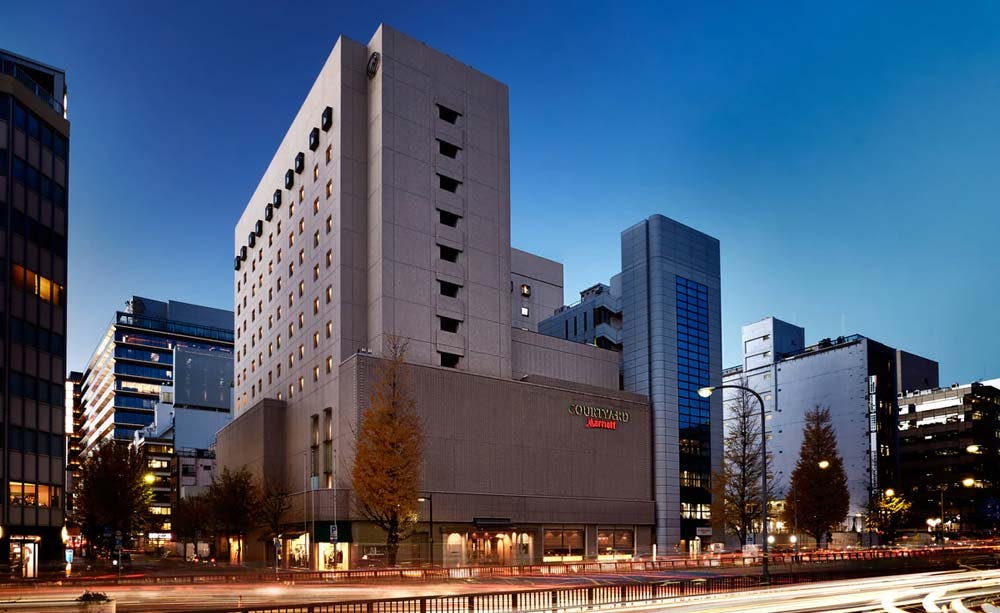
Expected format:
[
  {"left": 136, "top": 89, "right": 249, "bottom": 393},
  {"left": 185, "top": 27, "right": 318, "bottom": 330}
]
[{"left": 77, "top": 600, "right": 116, "bottom": 612}]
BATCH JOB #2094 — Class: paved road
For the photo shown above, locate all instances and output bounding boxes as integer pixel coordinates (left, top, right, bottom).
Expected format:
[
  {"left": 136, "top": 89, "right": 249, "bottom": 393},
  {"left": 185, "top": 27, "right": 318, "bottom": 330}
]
[{"left": 4, "top": 567, "right": 1000, "bottom": 612}]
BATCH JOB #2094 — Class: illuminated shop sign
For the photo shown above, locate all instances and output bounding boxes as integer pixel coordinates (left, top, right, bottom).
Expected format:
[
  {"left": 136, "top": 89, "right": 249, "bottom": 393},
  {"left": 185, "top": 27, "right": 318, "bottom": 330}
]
[{"left": 567, "top": 404, "right": 629, "bottom": 430}]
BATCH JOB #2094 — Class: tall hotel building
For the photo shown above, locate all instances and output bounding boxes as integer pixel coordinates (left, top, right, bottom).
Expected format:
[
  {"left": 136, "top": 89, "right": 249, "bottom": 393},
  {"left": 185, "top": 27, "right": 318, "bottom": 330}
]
[
  {"left": 77, "top": 297, "right": 233, "bottom": 458},
  {"left": 0, "top": 49, "right": 69, "bottom": 575},
  {"left": 221, "top": 25, "right": 654, "bottom": 569}
]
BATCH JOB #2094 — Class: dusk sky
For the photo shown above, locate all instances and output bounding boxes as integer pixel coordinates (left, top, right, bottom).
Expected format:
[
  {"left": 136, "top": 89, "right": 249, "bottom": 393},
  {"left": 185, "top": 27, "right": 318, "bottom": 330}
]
[{"left": 4, "top": 1, "right": 999, "bottom": 383}]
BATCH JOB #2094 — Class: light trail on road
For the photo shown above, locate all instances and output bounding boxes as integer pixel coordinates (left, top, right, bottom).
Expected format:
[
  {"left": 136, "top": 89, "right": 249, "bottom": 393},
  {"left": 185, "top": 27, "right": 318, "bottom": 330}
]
[{"left": 4, "top": 568, "right": 1000, "bottom": 612}]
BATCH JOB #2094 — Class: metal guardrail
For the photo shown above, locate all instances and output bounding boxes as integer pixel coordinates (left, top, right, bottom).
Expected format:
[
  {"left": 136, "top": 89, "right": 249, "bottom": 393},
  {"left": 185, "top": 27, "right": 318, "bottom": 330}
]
[
  {"left": 2, "top": 545, "right": 989, "bottom": 590},
  {"left": 186, "top": 570, "right": 920, "bottom": 613}
]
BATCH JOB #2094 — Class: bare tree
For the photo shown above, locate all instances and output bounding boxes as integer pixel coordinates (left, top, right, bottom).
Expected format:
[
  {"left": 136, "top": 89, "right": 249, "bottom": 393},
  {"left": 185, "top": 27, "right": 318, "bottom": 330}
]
[
  {"left": 256, "top": 476, "right": 292, "bottom": 572},
  {"left": 711, "top": 383, "right": 774, "bottom": 545},
  {"left": 351, "top": 336, "right": 424, "bottom": 566}
]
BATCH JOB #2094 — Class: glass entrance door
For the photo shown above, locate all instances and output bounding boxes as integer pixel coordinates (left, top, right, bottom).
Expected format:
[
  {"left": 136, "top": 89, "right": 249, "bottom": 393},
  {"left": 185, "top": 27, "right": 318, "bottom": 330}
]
[{"left": 468, "top": 532, "right": 512, "bottom": 565}]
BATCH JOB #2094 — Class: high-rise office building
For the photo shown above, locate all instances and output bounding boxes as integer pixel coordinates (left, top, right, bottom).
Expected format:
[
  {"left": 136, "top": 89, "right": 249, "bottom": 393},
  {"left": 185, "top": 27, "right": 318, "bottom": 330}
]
[
  {"left": 0, "top": 49, "right": 69, "bottom": 575},
  {"left": 539, "top": 216, "right": 722, "bottom": 550},
  {"left": 77, "top": 297, "right": 233, "bottom": 457},
  {"left": 619, "top": 216, "right": 722, "bottom": 550},
  {"left": 221, "top": 25, "right": 655, "bottom": 569}
]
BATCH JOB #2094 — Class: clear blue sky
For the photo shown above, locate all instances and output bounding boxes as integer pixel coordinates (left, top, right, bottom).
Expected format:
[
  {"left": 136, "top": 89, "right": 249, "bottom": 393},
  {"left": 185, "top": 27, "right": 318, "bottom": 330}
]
[{"left": 4, "top": 1, "right": 999, "bottom": 383}]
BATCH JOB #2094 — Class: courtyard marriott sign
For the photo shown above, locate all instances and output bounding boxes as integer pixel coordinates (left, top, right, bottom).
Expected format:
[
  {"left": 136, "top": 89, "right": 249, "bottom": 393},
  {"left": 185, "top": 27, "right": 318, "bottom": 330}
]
[{"left": 568, "top": 404, "right": 630, "bottom": 430}]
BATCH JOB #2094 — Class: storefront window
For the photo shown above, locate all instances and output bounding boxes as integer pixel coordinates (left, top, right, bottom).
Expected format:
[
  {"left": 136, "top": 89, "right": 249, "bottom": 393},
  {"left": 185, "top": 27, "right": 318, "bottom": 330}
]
[
  {"left": 543, "top": 528, "right": 584, "bottom": 562},
  {"left": 9, "top": 482, "right": 23, "bottom": 505},
  {"left": 597, "top": 528, "right": 634, "bottom": 559}
]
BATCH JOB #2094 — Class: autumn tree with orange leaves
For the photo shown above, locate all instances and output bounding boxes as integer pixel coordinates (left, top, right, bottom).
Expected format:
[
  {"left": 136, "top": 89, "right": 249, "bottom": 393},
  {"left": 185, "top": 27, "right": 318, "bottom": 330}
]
[{"left": 351, "top": 336, "right": 424, "bottom": 566}]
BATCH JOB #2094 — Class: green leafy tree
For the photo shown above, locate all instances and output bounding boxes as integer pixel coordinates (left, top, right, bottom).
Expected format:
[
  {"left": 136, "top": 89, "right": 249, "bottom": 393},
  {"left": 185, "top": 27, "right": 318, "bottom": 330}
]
[
  {"left": 351, "top": 336, "right": 424, "bottom": 566},
  {"left": 782, "top": 406, "right": 850, "bottom": 544},
  {"left": 72, "top": 442, "right": 153, "bottom": 555},
  {"left": 868, "top": 491, "right": 911, "bottom": 544},
  {"left": 711, "top": 384, "right": 775, "bottom": 544},
  {"left": 206, "top": 467, "right": 259, "bottom": 564}
]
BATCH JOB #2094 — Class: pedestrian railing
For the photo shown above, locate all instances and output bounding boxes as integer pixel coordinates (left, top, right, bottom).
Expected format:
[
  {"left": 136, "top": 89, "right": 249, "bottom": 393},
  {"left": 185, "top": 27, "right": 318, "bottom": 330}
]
[
  {"left": 1, "top": 545, "right": 994, "bottom": 589},
  {"left": 188, "top": 569, "right": 922, "bottom": 613}
]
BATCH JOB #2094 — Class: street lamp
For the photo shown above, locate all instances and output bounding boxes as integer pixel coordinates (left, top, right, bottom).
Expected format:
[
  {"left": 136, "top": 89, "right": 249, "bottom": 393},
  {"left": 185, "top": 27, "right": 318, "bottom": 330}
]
[
  {"left": 699, "top": 384, "right": 769, "bottom": 583},
  {"left": 417, "top": 495, "right": 434, "bottom": 567},
  {"left": 143, "top": 473, "right": 156, "bottom": 485},
  {"left": 817, "top": 460, "right": 830, "bottom": 470}
]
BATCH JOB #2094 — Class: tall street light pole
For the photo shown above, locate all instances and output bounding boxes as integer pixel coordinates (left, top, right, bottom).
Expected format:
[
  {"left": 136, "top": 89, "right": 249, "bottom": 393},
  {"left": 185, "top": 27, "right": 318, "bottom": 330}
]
[
  {"left": 418, "top": 495, "right": 434, "bottom": 566},
  {"left": 699, "top": 384, "right": 769, "bottom": 584}
]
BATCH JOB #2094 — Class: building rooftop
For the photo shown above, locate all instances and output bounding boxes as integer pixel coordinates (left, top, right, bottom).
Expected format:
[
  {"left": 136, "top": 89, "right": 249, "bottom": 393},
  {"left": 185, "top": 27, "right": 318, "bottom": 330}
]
[{"left": 0, "top": 48, "right": 66, "bottom": 116}]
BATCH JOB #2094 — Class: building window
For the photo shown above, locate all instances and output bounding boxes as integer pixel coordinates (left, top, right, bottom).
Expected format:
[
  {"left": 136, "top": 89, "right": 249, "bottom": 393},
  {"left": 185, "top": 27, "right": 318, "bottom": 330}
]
[
  {"left": 309, "top": 127, "right": 320, "bottom": 151},
  {"left": 326, "top": 286, "right": 333, "bottom": 303},
  {"left": 520, "top": 284, "right": 531, "bottom": 297},
  {"left": 326, "top": 145, "right": 332, "bottom": 163},
  {"left": 439, "top": 352, "right": 461, "bottom": 368},
  {"left": 322, "top": 106, "right": 333, "bottom": 131},
  {"left": 294, "top": 152, "right": 305, "bottom": 174},
  {"left": 298, "top": 376, "right": 305, "bottom": 391},
  {"left": 439, "top": 316, "right": 460, "bottom": 333},
  {"left": 439, "top": 280, "right": 460, "bottom": 298},
  {"left": 326, "top": 321, "right": 333, "bottom": 338},
  {"left": 313, "top": 198, "right": 320, "bottom": 215},
  {"left": 11, "top": 265, "right": 64, "bottom": 306},
  {"left": 298, "top": 186, "right": 305, "bottom": 203},
  {"left": 313, "top": 230, "right": 320, "bottom": 247},
  {"left": 273, "top": 189, "right": 282, "bottom": 207},
  {"left": 313, "top": 332, "right": 320, "bottom": 348},
  {"left": 436, "top": 104, "right": 461, "bottom": 124},
  {"left": 326, "top": 356, "right": 333, "bottom": 373},
  {"left": 326, "top": 180, "right": 333, "bottom": 198},
  {"left": 298, "top": 281, "right": 305, "bottom": 296},
  {"left": 313, "top": 366, "right": 320, "bottom": 382},
  {"left": 438, "top": 174, "right": 461, "bottom": 193},
  {"left": 437, "top": 139, "right": 460, "bottom": 159},
  {"left": 285, "top": 169, "right": 294, "bottom": 189},
  {"left": 439, "top": 209, "right": 460, "bottom": 228},
  {"left": 520, "top": 306, "right": 530, "bottom": 318},
  {"left": 313, "top": 165, "right": 319, "bottom": 182},
  {"left": 313, "top": 298, "right": 320, "bottom": 314},
  {"left": 439, "top": 245, "right": 460, "bottom": 263},
  {"left": 326, "top": 216, "right": 333, "bottom": 234},
  {"left": 326, "top": 250, "right": 333, "bottom": 268},
  {"left": 313, "top": 264, "right": 320, "bottom": 280}
]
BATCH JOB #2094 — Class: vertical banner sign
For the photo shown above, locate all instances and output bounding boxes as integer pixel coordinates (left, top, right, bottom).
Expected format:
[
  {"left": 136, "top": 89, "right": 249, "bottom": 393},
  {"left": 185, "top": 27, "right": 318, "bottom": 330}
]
[
  {"left": 330, "top": 524, "right": 338, "bottom": 544},
  {"left": 868, "top": 376, "right": 878, "bottom": 491}
]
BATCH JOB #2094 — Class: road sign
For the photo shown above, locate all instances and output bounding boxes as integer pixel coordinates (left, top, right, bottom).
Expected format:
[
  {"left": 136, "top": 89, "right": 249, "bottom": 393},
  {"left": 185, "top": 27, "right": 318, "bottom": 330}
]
[
  {"left": 329, "top": 525, "right": 338, "bottom": 543},
  {"left": 696, "top": 527, "right": 712, "bottom": 537},
  {"left": 65, "top": 549, "right": 74, "bottom": 564}
]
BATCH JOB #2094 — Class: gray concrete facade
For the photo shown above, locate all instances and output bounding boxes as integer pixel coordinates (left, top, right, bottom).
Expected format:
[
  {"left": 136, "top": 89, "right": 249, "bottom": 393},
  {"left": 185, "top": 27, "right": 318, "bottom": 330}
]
[
  {"left": 223, "top": 25, "right": 652, "bottom": 568},
  {"left": 723, "top": 317, "right": 939, "bottom": 526},
  {"left": 510, "top": 248, "right": 563, "bottom": 332}
]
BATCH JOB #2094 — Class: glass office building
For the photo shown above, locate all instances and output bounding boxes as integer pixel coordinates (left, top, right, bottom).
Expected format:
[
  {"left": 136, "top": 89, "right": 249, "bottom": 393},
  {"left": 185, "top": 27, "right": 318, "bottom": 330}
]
[
  {"left": 0, "top": 49, "right": 70, "bottom": 574},
  {"left": 620, "top": 215, "right": 722, "bottom": 550},
  {"left": 77, "top": 297, "right": 233, "bottom": 460}
]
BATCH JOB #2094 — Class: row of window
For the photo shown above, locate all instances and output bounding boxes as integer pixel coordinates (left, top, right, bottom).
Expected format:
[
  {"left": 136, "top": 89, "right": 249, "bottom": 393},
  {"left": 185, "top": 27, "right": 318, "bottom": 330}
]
[
  {"left": 11, "top": 264, "right": 64, "bottom": 306},
  {"left": 1, "top": 370, "right": 64, "bottom": 406},
  {"left": 676, "top": 276, "right": 713, "bottom": 470},
  {"left": 8, "top": 482, "right": 62, "bottom": 508},
  {"left": 115, "top": 362, "right": 172, "bottom": 381},
  {"left": 8, "top": 426, "right": 65, "bottom": 458},
  {"left": 7, "top": 316, "right": 65, "bottom": 356},
  {"left": 7, "top": 154, "right": 69, "bottom": 209},
  {"left": 114, "top": 346, "right": 172, "bottom": 364},
  {"left": 0, "top": 201, "right": 68, "bottom": 257},
  {"left": 4, "top": 98, "right": 69, "bottom": 158},
  {"left": 236, "top": 106, "right": 334, "bottom": 271}
]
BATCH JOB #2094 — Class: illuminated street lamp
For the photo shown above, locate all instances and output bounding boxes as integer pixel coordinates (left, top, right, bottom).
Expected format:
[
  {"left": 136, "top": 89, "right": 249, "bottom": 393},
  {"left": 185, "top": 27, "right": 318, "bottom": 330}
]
[
  {"left": 966, "top": 444, "right": 981, "bottom": 454},
  {"left": 962, "top": 477, "right": 976, "bottom": 488},
  {"left": 143, "top": 473, "right": 156, "bottom": 485},
  {"left": 818, "top": 460, "right": 830, "bottom": 470},
  {"left": 699, "top": 384, "right": 769, "bottom": 583}
]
